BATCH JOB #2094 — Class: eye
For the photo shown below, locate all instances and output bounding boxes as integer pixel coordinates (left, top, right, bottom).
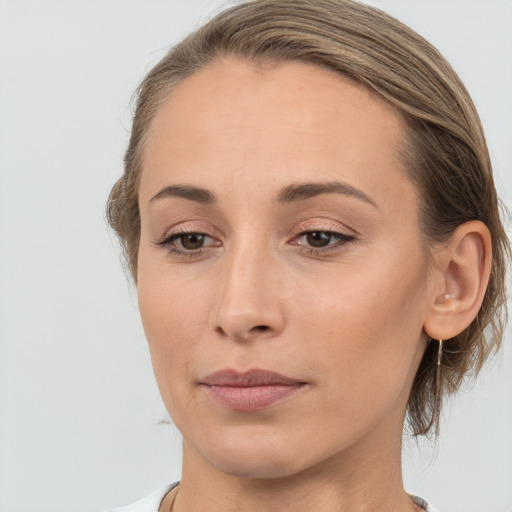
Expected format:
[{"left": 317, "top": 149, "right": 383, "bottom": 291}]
[
  {"left": 156, "top": 231, "right": 219, "bottom": 255},
  {"left": 294, "top": 230, "right": 355, "bottom": 252}
]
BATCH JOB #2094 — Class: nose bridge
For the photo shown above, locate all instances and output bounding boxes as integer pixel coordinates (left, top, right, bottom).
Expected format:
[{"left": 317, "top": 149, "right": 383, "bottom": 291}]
[{"left": 212, "top": 232, "right": 284, "bottom": 340}]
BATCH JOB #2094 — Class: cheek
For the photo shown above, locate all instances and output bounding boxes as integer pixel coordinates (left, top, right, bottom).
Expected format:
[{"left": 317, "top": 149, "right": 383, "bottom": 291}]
[
  {"left": 136, "top": 264, "right": 214, "bottom": 412},
  {"left": 293, "top": 252, "right": 428, "bottom": 405}
]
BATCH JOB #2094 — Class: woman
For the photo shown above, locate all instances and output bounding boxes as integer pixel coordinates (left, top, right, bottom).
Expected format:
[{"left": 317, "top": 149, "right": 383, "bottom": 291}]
[{"left": 106, "top": 1, "right": 509, "bottom": 511}]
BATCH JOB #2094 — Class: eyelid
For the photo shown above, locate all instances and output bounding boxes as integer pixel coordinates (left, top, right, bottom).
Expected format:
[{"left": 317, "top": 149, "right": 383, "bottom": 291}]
[
  {"left": 295, "top": 212, "right": 356, "bottom": 228},
  {"left": 292, "top": 230, "right": 355, "bottom": 246},
  {"left": 289, "top": 218, "right": 357, "bottom": 239},
  {"left": 156, "top": 228, "right": 214, "bottom": 244},
  {"left": 162, "top": 231, "right": 216, "bottom": 245},
  {"left": 155, "top": 217, "right": 222, "bottom": 242},
  {"left": 294, "top": 229, "right": 353, "bottom": 241},
  {"left": 154, "top": 224, "right": 222, "bottom": 258},
  {"left": 288, "top": 219, "right": 357, "bottom": 255}
]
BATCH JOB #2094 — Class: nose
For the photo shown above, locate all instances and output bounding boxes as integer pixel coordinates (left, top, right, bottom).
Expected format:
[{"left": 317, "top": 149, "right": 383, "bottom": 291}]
[{"left": 212, "top": 240, "right": 285, "bottom": 342}]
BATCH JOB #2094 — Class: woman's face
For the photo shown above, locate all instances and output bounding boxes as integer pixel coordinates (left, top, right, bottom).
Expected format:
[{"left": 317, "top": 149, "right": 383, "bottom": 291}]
[{"left": 137, "top": 59, "right": 434, "bottom": 478}]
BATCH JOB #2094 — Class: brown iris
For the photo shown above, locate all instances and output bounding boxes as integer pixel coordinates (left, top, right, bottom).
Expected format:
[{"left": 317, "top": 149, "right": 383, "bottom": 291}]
[
  {"left": 306, "top": 231, "right": 331, "bottom": 247},
  {"left": 180, "top": 233, "right": 205, "bottom": 250}
]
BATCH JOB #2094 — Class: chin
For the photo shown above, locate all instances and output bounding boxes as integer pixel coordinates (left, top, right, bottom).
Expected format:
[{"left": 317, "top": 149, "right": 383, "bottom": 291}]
[
  {"left": 205, "top": 448, "right": 306, "bottom": 480},
  {"left": 187, "top": 424, "right": 332, "bottom": 480}
]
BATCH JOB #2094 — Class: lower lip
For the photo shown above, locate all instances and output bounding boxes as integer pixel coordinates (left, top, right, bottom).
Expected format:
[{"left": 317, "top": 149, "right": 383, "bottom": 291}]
[{"left": 203, "top": 384, "right": 304, "bottom": 411}]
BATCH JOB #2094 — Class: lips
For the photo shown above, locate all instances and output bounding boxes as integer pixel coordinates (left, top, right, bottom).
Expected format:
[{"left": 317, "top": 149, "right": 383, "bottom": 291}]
[{"left": 200, "top": 369, "right": 306, "bottom": 411}]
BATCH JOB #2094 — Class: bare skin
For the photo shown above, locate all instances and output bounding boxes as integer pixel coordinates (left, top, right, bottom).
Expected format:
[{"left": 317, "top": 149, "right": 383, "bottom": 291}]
[{"left": 136, "top": 58, "right": 491, "bottom": 512}]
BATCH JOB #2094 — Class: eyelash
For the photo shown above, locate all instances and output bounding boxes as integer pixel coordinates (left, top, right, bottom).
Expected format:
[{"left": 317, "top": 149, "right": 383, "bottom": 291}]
[
  {"left": 294, "top": 230, "right": 355, "bottom": 256},
  {"left": 155, "top": 229, "right": 356, "bottom": 257},
  {"left": 156, "top": 229, "right": 216, "bottom": 257}
]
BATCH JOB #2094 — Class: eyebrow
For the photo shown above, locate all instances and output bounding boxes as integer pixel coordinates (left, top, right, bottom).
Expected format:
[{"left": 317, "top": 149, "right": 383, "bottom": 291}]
[
  {"left": 149, "top": 180, "right": 377, "bottom": 208},
  {"left": 277, "top": 181, "right": 378, "bottom": 208},
  {"left": 150, "top": 185, "right": 215, "bottom": 204}
]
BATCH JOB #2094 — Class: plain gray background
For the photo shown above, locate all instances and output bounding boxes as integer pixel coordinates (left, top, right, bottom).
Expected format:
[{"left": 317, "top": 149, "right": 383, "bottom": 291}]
[{"left": 1, "top": 1, "right": 511, "bottom": 511}]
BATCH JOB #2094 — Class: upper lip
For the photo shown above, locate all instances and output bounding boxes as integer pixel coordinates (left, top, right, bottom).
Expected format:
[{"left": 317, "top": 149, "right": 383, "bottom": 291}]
[{"left": 201, "top": 369, "right": 305, "bottom": 387}]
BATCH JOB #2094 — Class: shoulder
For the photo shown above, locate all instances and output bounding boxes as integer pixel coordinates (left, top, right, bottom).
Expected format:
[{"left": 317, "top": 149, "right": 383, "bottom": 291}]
[
  {"left": 411, "top": 495, "right": 440, "bottom": 512},
  {"left": 104, "top": 482, "right": 179, "bottom": 512}
]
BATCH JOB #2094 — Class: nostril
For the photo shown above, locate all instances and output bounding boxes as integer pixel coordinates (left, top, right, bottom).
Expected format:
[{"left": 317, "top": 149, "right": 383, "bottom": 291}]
[
  {"left": 214, "top": 323, "right": 273, "bottom": 340},
  {"left": 253, "top": 325, "right": 270, "bottom": 332}
]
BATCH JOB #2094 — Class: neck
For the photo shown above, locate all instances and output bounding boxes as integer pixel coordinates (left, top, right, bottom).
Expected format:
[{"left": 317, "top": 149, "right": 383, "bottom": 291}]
[{"left": 173, "top": 429, "right": 415, "bottom": 512}]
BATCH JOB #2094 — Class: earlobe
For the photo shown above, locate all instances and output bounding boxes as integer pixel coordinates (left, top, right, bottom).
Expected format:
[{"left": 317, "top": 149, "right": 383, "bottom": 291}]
[{"left": 424, "top": 220, "right": 492, "bottom": 341}]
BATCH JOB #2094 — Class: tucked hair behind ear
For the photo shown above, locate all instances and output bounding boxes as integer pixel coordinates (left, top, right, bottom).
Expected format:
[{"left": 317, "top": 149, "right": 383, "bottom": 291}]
[{"left": 107, "top": 0, "right": 510, "bottom": 436}]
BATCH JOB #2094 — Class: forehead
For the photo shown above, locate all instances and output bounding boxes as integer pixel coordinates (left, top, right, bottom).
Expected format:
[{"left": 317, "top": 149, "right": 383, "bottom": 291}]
[{"left": 141, "top": 58, "right": 412, "bottom": 208}]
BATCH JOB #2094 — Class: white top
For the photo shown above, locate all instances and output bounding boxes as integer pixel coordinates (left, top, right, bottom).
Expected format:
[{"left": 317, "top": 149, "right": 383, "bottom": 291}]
[{"left": 105, "top": 482, "right": 439, "bottom": 512}]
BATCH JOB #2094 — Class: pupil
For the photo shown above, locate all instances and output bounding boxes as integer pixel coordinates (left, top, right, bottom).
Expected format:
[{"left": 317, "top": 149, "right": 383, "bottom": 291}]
[
  {"left": 182, "top": 233, "right": 204, "bottom": 250},
  {"left": 307, "top": 231, "right": 330, "bottom": 247}
]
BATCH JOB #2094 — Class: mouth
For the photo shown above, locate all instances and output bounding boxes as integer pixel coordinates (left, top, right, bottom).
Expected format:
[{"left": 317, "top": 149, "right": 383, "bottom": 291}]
[{"left": 199, "top": 369, "right": 307, "bottom": 411}]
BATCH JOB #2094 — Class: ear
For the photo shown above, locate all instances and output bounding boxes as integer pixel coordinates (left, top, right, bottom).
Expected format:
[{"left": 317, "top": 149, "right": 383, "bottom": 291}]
[{"left": 423, "top": 220, "right": 492, "bottom": 341}]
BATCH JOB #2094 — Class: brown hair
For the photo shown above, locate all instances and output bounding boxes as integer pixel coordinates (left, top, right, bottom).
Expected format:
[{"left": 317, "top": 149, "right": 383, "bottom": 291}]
[{"left": 106, "top": 0, "right": 509, "bottom": 436}]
